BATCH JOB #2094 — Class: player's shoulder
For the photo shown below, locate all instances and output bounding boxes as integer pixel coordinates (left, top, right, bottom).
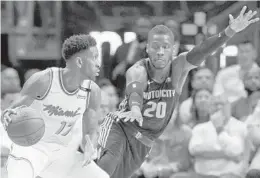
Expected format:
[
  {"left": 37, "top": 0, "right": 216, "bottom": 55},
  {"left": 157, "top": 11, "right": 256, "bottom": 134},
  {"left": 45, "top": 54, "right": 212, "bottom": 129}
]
[
  {"left": 126, "top": 59, "right": 147, "bottom": 81},
  {"left": 21, "top": 68, "right": 52, "bottom": 96},
  {"left": 128, "top": 60, "right": 147, "bottom": 73},
  {"left": 28, "top": 68, "right": 51, "bottom": 83}
]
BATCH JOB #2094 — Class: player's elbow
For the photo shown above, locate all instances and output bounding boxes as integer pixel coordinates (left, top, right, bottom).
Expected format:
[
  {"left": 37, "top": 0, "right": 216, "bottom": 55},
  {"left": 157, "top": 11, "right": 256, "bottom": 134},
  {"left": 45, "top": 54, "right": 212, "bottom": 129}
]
[{"left": 186, "top": 48, "right": 205, "bottom": 66}]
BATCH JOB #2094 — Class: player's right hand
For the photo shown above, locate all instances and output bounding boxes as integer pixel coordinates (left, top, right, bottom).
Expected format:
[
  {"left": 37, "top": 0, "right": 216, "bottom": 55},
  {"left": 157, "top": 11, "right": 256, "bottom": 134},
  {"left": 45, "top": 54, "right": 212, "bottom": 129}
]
[{"left": 117, "top": 106, "right": 143, "bottom": 126}]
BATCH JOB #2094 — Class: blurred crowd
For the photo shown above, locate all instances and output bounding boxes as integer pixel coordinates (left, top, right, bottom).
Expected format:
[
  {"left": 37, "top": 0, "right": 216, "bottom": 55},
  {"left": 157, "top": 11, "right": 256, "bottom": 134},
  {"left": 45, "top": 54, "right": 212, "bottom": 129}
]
[{"left": 1, "top": 16, "right": 260, "bottom": 178}]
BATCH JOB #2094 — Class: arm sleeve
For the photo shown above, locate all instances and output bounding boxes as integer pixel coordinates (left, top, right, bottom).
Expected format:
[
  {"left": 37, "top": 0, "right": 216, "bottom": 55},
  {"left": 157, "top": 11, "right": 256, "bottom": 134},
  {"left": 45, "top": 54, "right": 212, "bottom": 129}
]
[{"left": 186, "top": 30, "right": 232, "bottom": 66}]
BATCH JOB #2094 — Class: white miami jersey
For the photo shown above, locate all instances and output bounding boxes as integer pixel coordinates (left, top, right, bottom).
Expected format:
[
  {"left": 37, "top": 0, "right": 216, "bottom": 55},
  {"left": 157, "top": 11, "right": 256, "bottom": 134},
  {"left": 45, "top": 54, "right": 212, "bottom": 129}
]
[{"left": 30, "top": 67, "right": 91, "bottom": 149}]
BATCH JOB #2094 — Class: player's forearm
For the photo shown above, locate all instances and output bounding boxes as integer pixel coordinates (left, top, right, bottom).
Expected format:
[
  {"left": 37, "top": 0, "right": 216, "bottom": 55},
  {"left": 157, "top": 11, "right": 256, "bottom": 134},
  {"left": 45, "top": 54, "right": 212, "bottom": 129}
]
[
  {"left": 186, "top": 26, "right": 235, "bottom": 66},
  {"left": 82, "top": 109, "right": 99, "bottom": 147}
]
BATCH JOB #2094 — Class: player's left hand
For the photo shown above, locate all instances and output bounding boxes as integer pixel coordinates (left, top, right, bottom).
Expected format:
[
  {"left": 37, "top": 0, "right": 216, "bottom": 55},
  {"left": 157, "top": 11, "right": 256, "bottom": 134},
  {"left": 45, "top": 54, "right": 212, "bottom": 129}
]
[
  {"left": 82, "top": 135, "right": 96, "bottom": 167},
  {"left": 229, "top": 6, "right": 259, "bottom": 33}
]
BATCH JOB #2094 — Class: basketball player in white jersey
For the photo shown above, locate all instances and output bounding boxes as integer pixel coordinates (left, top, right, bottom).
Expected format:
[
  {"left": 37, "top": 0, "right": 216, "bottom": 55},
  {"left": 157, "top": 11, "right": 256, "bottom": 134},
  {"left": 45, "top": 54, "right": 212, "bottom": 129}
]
[{"left": 1, "top": 34, "right": 108, "bottom": 178}]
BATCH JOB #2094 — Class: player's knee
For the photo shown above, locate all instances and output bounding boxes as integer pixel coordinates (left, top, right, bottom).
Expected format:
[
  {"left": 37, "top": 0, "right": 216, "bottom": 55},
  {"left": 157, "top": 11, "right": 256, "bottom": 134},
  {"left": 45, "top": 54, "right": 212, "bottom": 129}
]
[{"left": 246, "top": 169, "right": 260, "bottom": 178}]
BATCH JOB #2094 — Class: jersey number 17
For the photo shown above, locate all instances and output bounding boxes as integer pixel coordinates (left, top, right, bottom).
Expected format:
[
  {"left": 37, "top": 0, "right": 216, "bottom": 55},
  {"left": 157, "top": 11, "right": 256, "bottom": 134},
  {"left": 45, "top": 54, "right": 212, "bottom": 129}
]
[{"left": 55, "top": 121, "right": 74, "bottom": 136}]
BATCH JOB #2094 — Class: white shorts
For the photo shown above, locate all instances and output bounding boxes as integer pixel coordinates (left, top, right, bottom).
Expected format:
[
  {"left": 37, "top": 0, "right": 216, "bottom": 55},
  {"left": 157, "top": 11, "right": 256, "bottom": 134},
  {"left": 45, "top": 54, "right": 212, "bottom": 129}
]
[
  {"left": 7, "top": 144, "right": 109, "bottom": 178},
  {"left": 7, "top": 145, "right": 49, "bottom": 178},
  {"left": 6, "top": 144, "right": 80, "bottom": 178}
]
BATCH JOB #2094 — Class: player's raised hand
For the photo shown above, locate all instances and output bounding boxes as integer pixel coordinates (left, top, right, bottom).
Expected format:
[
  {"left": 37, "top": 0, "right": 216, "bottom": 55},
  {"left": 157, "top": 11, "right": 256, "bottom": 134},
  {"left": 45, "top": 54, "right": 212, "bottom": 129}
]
[
  {"left": 229, "top": 6, "right": 259, "bottom": 33},
  {"left": 82, "top": 135, "right": 96, "bottom": 167}
]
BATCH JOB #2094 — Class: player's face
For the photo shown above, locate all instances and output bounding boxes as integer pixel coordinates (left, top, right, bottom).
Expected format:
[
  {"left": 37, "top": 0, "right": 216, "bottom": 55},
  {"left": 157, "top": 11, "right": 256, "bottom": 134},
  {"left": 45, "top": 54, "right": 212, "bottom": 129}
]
[
  {"left": 192, "top": 69, "right": 214, "bottom": 90},
  {"left": 147, "top": 34, "right": 174, "bottom": 69},
  {"left": 237, "top": 43, "right": 256, "bottom": 69},
  {"left": 243, "top": 68, "right": 260, "bottom": 92},
  {"left": 80, "top": 46, "right": 100, "bottom": 80},
  {"left": 194, "top": 89, "right": 212, "bottom": 111}
]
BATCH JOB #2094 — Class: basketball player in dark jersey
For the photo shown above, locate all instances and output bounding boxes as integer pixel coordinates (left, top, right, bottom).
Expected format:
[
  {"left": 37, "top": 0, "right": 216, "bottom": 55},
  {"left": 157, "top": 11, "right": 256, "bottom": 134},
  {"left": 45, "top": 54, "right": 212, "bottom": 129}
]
[{"left": 95, "top": 7, "right": 259, "bottom": 178}]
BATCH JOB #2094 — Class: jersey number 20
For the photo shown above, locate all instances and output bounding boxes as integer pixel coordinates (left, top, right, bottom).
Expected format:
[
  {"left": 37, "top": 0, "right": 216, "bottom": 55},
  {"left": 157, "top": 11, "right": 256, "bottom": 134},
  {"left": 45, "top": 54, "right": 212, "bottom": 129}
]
[{"left": 143, "top": 101, "right": 167, "bottom": 118}]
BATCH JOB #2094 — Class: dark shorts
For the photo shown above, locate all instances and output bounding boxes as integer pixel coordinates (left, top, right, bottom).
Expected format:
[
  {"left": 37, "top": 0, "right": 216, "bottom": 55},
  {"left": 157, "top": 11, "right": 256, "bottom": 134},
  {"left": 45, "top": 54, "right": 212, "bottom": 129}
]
[{"left": 96, "top": 115, "right": 150, "bottom": 178}]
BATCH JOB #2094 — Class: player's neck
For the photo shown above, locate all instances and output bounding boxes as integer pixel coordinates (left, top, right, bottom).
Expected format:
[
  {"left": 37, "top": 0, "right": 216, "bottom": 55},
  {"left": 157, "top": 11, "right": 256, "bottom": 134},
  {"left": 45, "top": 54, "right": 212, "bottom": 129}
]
[
  {"left": 150, "top": 63, "right": 171, "bottom": 83},
  {"left": 61, "top": 67, "right": 82, "bottom": 93}
]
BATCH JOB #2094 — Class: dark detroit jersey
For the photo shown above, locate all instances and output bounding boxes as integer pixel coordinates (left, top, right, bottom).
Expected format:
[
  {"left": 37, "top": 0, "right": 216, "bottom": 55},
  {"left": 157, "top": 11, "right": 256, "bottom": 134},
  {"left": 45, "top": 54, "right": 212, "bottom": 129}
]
[{"left": 118, "top": 58, "right": 180, "bottom": 140}]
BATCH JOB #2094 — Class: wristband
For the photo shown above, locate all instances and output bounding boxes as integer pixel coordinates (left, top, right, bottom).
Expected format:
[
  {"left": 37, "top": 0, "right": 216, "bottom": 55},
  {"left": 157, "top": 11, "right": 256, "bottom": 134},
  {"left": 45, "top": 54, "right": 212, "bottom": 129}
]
[
  {"left": 224, "top": 26, "right": 236, "bottom": 37},
  {"left": 126, "top": 81, "right": 144, "bottom": 110}
]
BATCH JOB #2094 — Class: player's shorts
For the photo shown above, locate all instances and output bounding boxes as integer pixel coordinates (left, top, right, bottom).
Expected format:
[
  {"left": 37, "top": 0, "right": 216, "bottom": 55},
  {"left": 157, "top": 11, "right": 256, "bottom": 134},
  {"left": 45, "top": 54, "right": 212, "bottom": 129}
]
[
  {"left": 6, "top": 143, "right": 82, "bottom": 178},
  {"left": 96, "top": 114, "right": 151, "bottom": 178}
]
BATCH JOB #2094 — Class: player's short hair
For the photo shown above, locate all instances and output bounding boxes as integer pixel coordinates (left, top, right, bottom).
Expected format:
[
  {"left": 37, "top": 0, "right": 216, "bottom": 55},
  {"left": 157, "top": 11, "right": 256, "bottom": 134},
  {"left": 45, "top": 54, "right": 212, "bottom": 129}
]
[
  {"left": 148, "top": 25, "right": 174, "bottom": 43},
  {"left": 62, "top": 34, "right": 97, "bottom": 61}
]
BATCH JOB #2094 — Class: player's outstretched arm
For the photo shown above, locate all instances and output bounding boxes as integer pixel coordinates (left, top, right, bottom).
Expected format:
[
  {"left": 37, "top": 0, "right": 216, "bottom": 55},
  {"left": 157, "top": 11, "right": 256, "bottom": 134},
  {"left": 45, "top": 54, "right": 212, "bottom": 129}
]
[
  {"left": 82, "top": 82, "right": 101, "bottom": 165},
  {"left": 1, "top": 70, "right": 51, "bottom": 128},
  {"left": 186, "top": 6, "right": 259, "bottom": 67},
  {"left": 120, "top": 63, "right": 148, "bottom": 126}
]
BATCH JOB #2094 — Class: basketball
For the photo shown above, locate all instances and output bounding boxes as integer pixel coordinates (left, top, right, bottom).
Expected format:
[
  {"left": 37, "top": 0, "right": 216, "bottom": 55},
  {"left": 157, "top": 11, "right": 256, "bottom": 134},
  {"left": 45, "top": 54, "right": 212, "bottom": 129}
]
[{"left": 6, "top": 107, "right": 45, "bottom": 147}]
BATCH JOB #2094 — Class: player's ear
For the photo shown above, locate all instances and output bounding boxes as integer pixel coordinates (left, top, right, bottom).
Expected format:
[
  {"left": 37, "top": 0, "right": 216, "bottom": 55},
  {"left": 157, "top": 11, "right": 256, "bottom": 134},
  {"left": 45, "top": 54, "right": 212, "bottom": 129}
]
[{"left": 76, "top": 57, "right": 83, "bottom": 68}]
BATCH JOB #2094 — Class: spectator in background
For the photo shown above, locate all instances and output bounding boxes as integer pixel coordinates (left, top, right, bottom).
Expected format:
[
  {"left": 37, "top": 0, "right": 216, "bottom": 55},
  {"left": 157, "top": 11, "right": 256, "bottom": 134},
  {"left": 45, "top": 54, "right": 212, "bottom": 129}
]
[
  {"left": 100, "top": 42, "right": 111, "bottom": 80},
  {"left": 111, "top": 17, "right": 152, "bottom": 98},
  {"left": 189, "top": 96, "right": 249, "bottom": 178},
  {"left": 179, "top": 67, "right": 214, "bottom": 124},
  {"left": 245, "top": 101, "right": 260, "bottom": 178},
  {"left": 24, "top": 68, "right": 41, "bottom": 82},
  {"left": 1, "top": 67, "right": 21, "bottom": 111},
  {"left": 98, "top": 79, "right": 119, "bottom": 112},
  {"left": 181, "top": 88, "right": 211, "bottom": 128},
  {"left": 214, "top": 41, "right": 258, "bottom": 103},
  {"left": 1, "top": 67, "right": 20, "bottom": 178},
  {"left": 232, "top": 66, "right": 260, "bottom": 121},
  {"left": 1, "top": 67, "right": 21, "bottom": 95}
]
